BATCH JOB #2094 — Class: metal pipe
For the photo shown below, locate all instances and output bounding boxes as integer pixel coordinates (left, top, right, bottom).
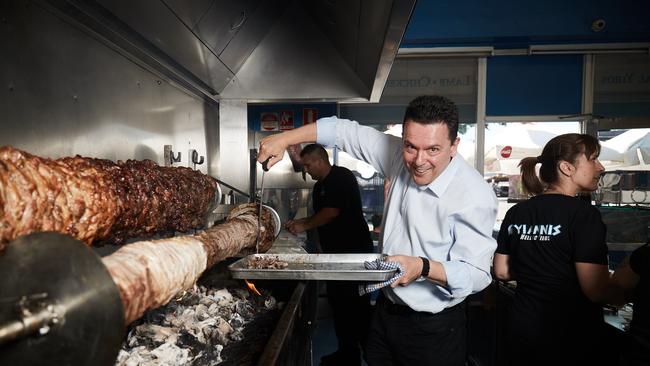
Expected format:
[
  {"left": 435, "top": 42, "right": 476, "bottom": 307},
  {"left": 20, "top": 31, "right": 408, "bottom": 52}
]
[{"left": 214, "top": 177, "right": 251, "bottom": 199}]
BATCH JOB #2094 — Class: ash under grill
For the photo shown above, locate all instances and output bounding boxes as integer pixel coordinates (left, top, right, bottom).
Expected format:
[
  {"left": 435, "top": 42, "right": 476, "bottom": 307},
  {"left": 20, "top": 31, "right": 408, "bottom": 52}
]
[{"left": 115, "top": 261, "right": 314, "bottom": 366}]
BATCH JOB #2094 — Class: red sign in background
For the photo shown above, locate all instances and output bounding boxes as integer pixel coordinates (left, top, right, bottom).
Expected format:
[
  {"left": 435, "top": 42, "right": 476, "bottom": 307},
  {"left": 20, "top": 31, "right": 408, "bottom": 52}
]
[
  {"left": 303, "top": 108, "right": 318, "bottom": 125},
  {"left": 500, "top": 145, "right": 512, "bottom": 158},
  {"left": 260, "top": 112, "right": 279, "bottom": 131},
  {"left": 279, "top": 110, "right": 294, "bottom": 130}
]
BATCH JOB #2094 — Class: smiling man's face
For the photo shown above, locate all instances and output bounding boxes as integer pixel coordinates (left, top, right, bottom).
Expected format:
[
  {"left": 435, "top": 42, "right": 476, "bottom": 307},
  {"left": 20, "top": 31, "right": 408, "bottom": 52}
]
[{"left": 402, "top": 120, "right": 459, "bottom": 186}]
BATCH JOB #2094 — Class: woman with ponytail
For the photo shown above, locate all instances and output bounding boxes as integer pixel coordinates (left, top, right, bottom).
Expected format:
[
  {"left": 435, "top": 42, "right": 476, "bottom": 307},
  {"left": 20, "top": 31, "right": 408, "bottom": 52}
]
[{"left": 493, "top": 133, "right": 625, "bottom": 365}]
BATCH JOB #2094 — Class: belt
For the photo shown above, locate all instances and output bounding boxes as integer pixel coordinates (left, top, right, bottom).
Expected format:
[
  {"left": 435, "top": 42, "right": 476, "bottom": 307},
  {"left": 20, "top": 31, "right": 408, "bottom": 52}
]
[{"left": 379, "top": 295, "right": 465, "bottom": 317}]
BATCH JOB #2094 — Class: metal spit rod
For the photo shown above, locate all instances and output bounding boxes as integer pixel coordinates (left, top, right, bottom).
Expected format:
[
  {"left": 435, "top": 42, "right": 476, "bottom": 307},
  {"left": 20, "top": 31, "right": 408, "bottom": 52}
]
[
  {"left": 0, "top": 296, "right": 59, "bottom": 346},
  {"left": 0, "top": 233, "right": 124, "bottom": 366}
]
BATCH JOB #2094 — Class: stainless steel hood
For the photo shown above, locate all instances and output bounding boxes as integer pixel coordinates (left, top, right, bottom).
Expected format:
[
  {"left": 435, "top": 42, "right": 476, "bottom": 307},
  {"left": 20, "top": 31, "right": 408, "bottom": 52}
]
[{"left": 44, "top": 0, "right": 415, "bottom": 102}]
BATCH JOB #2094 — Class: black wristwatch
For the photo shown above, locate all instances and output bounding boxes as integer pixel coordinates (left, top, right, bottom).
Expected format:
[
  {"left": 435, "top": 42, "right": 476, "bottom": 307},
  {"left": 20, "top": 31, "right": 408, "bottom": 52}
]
[{"left": 420, "top": 256, "right": 430, "bottom": 278}]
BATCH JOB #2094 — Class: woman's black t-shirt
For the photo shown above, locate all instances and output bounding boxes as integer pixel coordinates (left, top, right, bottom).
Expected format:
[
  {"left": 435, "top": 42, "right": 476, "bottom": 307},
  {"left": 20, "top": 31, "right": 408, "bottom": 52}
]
[{"left": 496, "top": 194, "right": 608, "bottom": 351}]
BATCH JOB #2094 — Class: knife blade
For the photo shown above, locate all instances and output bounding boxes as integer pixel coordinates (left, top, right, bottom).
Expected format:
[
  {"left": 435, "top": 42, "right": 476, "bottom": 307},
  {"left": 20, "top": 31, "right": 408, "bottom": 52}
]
[{"left": 256, "top": 157, "right": 271, "bottom": 253}]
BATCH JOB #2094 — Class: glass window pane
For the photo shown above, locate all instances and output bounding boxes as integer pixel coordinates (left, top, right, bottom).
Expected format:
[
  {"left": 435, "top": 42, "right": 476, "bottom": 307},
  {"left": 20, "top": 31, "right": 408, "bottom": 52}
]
[
  {"left": 594, "top": 54, "right": 650, "bottom": 118},
  {"left": 476, "top": 122, "right": 580, "bottom": 232},
  {"left": 597, "top": 127, "right": 650, "bottom": 203}
]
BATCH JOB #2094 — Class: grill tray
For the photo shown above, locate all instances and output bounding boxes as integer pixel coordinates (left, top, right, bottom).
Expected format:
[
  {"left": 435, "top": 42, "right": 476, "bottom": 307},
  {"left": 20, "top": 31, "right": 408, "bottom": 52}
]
[{"left": 229, "top": 253, "right": 395, "bottom": 281}]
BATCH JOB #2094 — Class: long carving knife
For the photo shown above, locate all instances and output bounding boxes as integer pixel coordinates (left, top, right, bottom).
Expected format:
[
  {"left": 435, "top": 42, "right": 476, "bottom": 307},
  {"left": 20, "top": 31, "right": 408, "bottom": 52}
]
[{"left": 256, "top": 157, "right": 271, "bottom": 253}]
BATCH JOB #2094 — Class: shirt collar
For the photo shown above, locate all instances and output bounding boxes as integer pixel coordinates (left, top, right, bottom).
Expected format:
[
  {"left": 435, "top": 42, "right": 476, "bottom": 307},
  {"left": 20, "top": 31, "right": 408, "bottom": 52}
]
[{"left": 416, "top": 154, "right": 463, "bottom": 196}]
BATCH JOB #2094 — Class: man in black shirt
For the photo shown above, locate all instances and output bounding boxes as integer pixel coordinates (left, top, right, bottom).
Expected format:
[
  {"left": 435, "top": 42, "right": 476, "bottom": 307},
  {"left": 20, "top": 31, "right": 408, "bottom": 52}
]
[{"left": 285, "top": 144, "right": 372, "bottom": 366}]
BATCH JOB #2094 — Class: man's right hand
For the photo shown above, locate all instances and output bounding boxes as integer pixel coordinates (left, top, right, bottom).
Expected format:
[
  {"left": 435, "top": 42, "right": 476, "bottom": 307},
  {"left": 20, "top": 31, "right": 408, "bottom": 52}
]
[
  {"left": 257, "top": 122, "right": 318, "bottom": 169},
  {"left": 258, "top": 133, "right": 289, "bottom": 169}
]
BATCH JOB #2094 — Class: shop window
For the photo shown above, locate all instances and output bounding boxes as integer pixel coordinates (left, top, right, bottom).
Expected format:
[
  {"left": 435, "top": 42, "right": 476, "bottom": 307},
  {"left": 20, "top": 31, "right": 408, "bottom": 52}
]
[{"left": 475, "top": 122, "right": 581, "bottom": 230}]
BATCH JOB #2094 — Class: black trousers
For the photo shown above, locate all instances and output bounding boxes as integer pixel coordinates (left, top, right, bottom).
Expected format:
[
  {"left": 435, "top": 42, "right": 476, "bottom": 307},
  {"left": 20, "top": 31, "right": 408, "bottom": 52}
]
[
  {"left": 366, "top": 295, "right": 467, "bottom": 366},
  {"left": 326, "top": 281, "right": 372, "bottom": 356}
]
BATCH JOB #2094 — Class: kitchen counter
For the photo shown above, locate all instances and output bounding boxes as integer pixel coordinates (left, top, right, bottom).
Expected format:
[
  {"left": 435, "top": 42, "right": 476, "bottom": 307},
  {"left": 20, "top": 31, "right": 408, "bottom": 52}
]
[{"left": 266, "top": 230, "right": 308, "bottom": 254}]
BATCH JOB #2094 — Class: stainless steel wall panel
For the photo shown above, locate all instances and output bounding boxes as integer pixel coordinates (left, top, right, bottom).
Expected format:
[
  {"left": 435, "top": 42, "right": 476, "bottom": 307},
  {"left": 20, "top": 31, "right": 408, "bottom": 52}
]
[
  {"left": 308, "top": 0, "right": 361, "bottom": 76},
  {"left": 217, "top": 100, "right": 250, "bottom": 192},
  {"left": 220, "top": 1, "right": 368, "bottom": 101},
  {"left": 218, "top": 0, "right": 289, "bottom": 75},
  {"left": 194, "top": 0, "right": 259, "bottom": 56},
  {"left": 204, "top": 100, "right": 221, "bottom": 178},
  {"left": 96, "top": 0, "right": 233, "bottom": 93},
  {"left": 163, "top": 0, "right": 214, "bottom": 29},
  {"left": 366, "top": 0, "right": 416, "bottom": 102},
  {"left": 35, "top": 0, "right": 411, "bottom": 102},
  {"left": 220, "top": 0, "right": 414, "bottom": 101},
  {"left": 0, "top": 0, "right": 216, "bottom": 176},
  {"left": 357, "top": 0, "right": 392, "bottom": 90}
]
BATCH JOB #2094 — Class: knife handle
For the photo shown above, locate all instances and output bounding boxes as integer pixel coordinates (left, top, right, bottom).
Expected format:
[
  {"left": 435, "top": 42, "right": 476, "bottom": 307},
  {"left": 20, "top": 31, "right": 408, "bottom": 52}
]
[{"left": 261, "top": 156, "right": 271, "bottom": 172}]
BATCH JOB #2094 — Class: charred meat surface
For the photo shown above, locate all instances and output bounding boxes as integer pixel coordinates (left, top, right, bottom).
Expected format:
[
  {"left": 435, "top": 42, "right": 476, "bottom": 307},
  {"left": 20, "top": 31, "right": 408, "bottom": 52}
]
[{"left": 0, "top": 146, "right": 218, "bottom": 245}]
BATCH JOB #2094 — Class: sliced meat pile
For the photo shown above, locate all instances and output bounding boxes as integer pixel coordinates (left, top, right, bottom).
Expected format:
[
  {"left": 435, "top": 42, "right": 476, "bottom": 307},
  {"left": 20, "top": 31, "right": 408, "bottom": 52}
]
[
  {"left": 0, "top": 146, "right": 218, "bottom": 245},
  {"left": 246, "top": 256, "right": 289, "bottom": 269}
]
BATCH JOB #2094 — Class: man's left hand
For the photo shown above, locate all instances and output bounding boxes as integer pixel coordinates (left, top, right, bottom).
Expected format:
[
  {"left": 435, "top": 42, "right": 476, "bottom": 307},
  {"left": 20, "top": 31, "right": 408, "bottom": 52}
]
[{"left": 385, "top": 255, "right": 424, "bottom": 288}]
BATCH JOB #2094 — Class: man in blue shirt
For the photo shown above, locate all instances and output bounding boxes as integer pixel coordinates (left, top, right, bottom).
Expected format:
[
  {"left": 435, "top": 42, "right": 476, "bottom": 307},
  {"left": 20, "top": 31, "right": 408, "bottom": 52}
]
[{"left": 258, "top": 95, "right": 498, "bottom": 365}]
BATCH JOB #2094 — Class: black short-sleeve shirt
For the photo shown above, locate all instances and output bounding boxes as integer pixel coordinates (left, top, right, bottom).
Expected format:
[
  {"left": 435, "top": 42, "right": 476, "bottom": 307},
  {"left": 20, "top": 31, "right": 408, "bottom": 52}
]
[
  {"left": 496, "top": 194, "right": 608, "bottom": 345},
  {"left": 313, "top": 166, "right": 372, "bottom": 253}
]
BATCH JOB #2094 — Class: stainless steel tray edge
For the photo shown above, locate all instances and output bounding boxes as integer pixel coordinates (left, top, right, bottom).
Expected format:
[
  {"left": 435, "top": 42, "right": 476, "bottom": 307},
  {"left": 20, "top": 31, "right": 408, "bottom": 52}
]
[{"left": 228, "top": 253, "right": 394, "bottom": 281}]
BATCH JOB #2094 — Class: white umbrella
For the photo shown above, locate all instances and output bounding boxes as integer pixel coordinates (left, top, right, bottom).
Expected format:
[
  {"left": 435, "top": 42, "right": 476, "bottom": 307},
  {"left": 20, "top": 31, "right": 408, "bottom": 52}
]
[
  {"left": 466, "top": 124, "right": 557, "bottom": 174},
  {"left": 601, "top": 129, "right": 650, "bottom": 170}
]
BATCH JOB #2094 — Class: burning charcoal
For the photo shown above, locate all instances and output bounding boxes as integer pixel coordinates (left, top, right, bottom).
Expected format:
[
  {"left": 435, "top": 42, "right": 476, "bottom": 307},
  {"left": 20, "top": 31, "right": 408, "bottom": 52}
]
[
  {"left": 197, "top": 318, "right": 218, "bottom": 343},
  {"left": 182, "top": 292, "right": 202, "bottom": 307},
  {"left": 150, "top": 342, "right": 193, "bottom": 365},
  {"left": 230, "top": 328, "right": 244, "bottom": 342},
  {"left": 199, "top": 297, "right": 214, "bottom": 306},
  {"left": 214, "top": 317, "right": 234, "bottom": 343},
  {"left": 229, "top": 313, "right": 245, "bottom": 329},
  {"left": 215, "top": 304, "right": 233, "bottom": 319},
  {"left": 208, "top": 345, "right": 224, "bottom": 365},
  {"left": 125, "top": 328, "right": 138, "bottom": 348},
  {"left": 213, "top": 289, "right": 233, "bottom": 302},
  {"left": 233, "top": 288, "right": 251, "bottom": 300},
  {"left": 235, "top": 301, "right": 255, "bottom": 319},
  {"left": 263, "top": 297, "right": 277, "bottom": 310},
  {"left": 117, "top": 283, "right": 278, "bottom": 366},
  {"left": 134, "top": 324, "right": 177, "bottom": 345},
  {"left": 194, "top": 304, "right": 209, "bottom": 321},
  {"left": 116, "top": 346, "right": 151, "bottom": 366},
  {"left": 207, "top": 303, "right": 219, "bottom": 316},
  {"left": 178, "top": 329, "right": 204, "bottom": 349}
]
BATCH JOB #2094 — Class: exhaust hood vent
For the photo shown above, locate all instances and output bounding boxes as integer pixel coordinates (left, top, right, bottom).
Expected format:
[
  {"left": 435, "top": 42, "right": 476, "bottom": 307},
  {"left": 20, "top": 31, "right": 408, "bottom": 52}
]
[{"left": 48, "top": 0, "right": 415, "bottom": 102}]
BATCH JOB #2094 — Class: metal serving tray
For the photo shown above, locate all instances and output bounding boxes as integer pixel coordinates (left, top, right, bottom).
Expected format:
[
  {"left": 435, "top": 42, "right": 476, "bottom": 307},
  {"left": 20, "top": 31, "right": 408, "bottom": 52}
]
[{"left": 228, "top": 253, "right": 394, "bottom": 281}]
